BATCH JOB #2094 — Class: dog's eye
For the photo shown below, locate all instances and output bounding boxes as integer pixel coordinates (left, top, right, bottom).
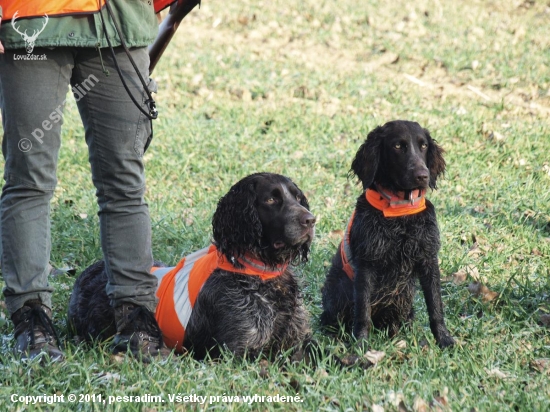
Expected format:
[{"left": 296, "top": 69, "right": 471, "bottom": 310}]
[
  {"left": 296, "top": 195, "right": 302, "bottom": 202},
  {"left": 265, "top": 197, "right": 276, "bottom": 205},
  {"left": 420, "top": 143, "right": 428, "bottom": 150},
  {"left": 394, "top": 143, "right": 401, "bottom": 149}
]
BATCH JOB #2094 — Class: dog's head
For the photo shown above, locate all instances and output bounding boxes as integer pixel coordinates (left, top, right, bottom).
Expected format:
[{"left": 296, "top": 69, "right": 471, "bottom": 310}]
[
  {"left": 212, "top": 173, "right": 316, "bottom": 267},
  {"left": 350, "top": 120, "right": 445, "bottom": 192}
]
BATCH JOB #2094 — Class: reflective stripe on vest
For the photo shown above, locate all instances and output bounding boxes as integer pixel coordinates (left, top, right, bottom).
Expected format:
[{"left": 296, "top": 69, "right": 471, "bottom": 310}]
[
  {"left": 2, "top": 0, "right": 172, "bottom": 21},
  {"left": 152, "top": 245, "right": 287, "bottom": 353},
  {"left": 152, "top": 245, "right": 214, "bottom": 353}
]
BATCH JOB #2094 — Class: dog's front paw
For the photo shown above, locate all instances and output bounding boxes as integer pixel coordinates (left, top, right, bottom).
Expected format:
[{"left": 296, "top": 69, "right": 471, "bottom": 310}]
[
  {"left": 437, "top": 334, "right": 455, "bottom": 349},
  {"left": 353, "top": 327, "right": 369, "bottom": 342},
  {"left": 353, "top": 327, "right": 370, "bottom": 352}
]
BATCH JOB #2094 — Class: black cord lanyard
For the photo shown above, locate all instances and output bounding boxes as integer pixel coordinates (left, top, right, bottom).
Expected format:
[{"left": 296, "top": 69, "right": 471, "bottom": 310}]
[{"left": 98, "top": 0, "right": 158, "bottom": 121}]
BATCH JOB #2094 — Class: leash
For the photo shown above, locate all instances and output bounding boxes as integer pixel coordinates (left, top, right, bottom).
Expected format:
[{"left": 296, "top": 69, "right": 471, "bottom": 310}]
[{"left": 99, "top": 0, "right": 158, "bottom": 122}]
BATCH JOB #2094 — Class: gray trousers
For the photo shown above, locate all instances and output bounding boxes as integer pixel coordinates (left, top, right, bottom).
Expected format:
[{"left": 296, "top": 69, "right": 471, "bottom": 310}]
[{"left": 0, "top": 46, "right": 158, "bottom": 315}]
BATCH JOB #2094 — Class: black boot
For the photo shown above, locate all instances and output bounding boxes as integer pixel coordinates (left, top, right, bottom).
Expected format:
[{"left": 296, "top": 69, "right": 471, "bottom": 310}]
[
  {"left": 11, "top": 300, "right": 65, "bottom": 362},
  {"left": 111, "top": 303, "right": 171, "bottom": 362}
]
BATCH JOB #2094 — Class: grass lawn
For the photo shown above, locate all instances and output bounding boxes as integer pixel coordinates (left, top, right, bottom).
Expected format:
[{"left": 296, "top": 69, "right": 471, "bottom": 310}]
[{"left": 1, "top": 0, "right": 549, "bottom": 410}]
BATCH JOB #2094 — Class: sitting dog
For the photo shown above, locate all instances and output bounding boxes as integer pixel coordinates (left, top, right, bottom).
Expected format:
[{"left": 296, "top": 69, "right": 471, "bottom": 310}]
[
  {"left": 320, "top": 120, "right": 455, "bottom": 348},
  {"left": 68, "top": 173, "right": 316, "bottom": 359}
]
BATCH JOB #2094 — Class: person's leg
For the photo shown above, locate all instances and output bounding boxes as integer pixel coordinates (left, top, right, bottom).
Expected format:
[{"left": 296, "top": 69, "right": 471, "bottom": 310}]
[
  {"left": 72, "top": 46, "right": 168, "bottom": 360},
  {"left": 0, "top": 47, "right": 73, "bottom": 361}
]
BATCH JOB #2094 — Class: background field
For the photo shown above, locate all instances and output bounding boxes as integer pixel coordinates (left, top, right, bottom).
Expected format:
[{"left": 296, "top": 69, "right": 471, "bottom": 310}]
[{"left": 1, "top": 0, "right": 550, "bottom": 410}]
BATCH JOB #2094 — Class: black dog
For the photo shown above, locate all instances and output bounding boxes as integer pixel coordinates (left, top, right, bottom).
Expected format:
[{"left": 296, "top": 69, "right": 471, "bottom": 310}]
[
  {"left": 69, "top": 173, "right": 316, "bottom": 359},
  {"left": 320, "top": 120, "right": 455, "bottom": 348}
]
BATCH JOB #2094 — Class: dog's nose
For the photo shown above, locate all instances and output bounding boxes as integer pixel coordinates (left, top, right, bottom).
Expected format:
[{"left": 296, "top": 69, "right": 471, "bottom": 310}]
[
  {"left": 414, "top": 167, "right": 429, "bottom": 185},
  {"left": 415, "top": 173, "right": 428, "bottom": 184},
  {"left": 300, "top": 212, "right": 316, "bottom": 228}
]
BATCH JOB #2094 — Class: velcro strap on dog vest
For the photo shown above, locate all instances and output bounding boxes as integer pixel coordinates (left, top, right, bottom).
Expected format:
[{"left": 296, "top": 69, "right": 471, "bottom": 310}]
[{"left": 340, "top": 211, "right": 356, "bottom": 281}]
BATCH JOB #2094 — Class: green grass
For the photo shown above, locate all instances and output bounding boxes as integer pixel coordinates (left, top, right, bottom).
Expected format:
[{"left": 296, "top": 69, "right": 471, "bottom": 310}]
[{"left": 1, "top": 0, "right": 550, "bottom": 410}]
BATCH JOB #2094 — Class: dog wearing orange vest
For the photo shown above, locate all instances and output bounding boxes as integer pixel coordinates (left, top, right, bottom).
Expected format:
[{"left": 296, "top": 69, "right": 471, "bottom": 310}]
[
  {"left": 68, "top": 173, "right": 317, "bottom": 359},
  {"left": 320, "top": 121, "right": 455, "bottom": 349}
]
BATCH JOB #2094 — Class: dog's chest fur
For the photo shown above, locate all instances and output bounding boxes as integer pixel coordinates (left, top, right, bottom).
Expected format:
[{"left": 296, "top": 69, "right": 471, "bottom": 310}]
[
  {"left": 350, "top": 198, "right": 440, "bottom": 305},
  {"left": 185, "top": 269, "right": 307, "bottom": 357}
]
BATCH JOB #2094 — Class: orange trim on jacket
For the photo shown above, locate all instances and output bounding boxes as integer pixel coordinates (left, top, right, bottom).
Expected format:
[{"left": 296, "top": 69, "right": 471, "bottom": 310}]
[
  {"left": 2, "top": 0, "right": 171, "bottom": 20},
  {"left": 2, "top": 0, "right": 105, "bottom": 21},
  {"left": 152, "top": 245, "right": 287, "bottom": 353}
]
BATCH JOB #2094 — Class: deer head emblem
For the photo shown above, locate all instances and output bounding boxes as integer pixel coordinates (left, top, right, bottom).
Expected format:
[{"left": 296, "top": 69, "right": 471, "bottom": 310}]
[{"left": 12, "top": 12, "right": 49, "bottom": 54}]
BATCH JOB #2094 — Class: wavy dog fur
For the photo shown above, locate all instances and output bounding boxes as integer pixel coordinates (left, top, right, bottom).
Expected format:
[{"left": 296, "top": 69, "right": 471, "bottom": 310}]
[
  {"left": 69, "top": 173, "right": 316, "bottom": 359},
  {"left": 320, "top": 120, "right": 455, "bottom": 348}
]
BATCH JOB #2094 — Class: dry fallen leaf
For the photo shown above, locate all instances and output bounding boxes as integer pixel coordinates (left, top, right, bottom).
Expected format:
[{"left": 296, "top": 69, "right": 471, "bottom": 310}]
[
  {"left": 451, "top": 268, "right": 468, "bottom": 285},
  {"left": 468, "top": 282, "right": 499, "bottom": 302},
  {"left": 465, "top": 265, "right": 480, "bottom": 281},
  {"left": 530, "top": 358, "right": 550, "bottom": 374},
  {"left": 95, "top": 372, "right": 121, "bottom": 382},
  {"left": 445, "top": 265, "right": 480, "bottom": 284},
  {"left": 413, "top": 397, "right": 429, "bottom": 412},
  {"left": 237, "top": 15, "right": 249, "bottom": 26},
  {"left": 315, "top": 368, "right": 329, "bottom": 379},
  {"left": 386, "top": 391, "right": 405, "bottom": 408},
  {"left": 259, "top": 359, "right": 269, "bottom": 379},
  {"left": 340, "top": 354, "right": 360, "bottom": 367},
  {"left": 110, "top": 353, "right": 125, "bottom": 364},
  {"left": 468, "top": 243, "right": 482, "bottom": 257},
  {"left": 395, "top": 340, "right": 407, "bottom": 350},
  {"left": 484, "top": 367, "right": 508, "bottom": 379},
  {"left": 364, "top": 350, "right": 386, "bottom": 364},
  {"left": 430, "top": 388, "right": 449, "bottom": 412}
]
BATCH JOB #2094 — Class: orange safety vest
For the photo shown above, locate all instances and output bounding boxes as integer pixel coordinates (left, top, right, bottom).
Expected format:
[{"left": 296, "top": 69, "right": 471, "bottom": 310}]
[
  {"left": 339, "top": 186, "right": 427, "bottom": 281},
  {"left": 2, "top": 0, "right": 174, "bottom": 21},
  {"left": 151, "top": 245, "right": 288, "bottom": 353}
]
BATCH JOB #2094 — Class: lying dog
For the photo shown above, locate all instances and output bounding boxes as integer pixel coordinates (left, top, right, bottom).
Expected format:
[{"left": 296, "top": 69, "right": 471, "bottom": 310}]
[
  {"left": 68, "top": 173, "right": 316, "bottom": 359},
  {"left": 320, "top": 120, "right": 455, "bottom": 348}
]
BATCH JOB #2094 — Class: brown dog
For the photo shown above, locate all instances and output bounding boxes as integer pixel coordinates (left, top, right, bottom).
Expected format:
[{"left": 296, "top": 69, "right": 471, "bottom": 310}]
[
  {"left": 320, "top": 120, "right": 455, "bottom": 348},
  {"left": 68, "top": 173, "right": 317, "bottom": 359}
]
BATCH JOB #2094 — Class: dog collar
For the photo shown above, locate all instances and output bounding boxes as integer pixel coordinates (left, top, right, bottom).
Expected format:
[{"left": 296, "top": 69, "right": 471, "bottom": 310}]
[
  {"left": 217, "top": 250, "right": 288, "bottom": 280},
  {"left": 365, "top": 184, "right": 427, "bottom": 217}
]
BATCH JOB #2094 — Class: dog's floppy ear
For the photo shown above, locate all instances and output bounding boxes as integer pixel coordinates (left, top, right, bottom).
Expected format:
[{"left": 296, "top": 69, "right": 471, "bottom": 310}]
[
  {"left": 425, "top": 129, "right": 446, "bottom": 189},
  {"left": 212, "top": 176, "right": 262, "bottom": 263},
  {"left": 350, "top": 126, "right": 382, "bottom": 190},
  {"left": 297, "top": 186, "right": 310, "bottom": 211}
]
